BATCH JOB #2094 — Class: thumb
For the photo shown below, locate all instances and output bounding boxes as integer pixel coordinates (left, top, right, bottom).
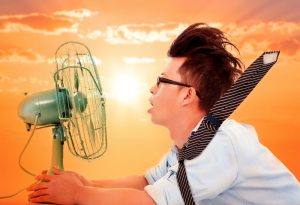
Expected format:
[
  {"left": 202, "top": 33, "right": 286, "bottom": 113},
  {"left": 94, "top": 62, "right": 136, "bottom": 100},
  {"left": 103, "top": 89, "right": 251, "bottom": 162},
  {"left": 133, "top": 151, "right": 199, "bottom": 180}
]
[
  {"left": 52, "top": 167, "right": 64, "bottom": 175},
  {"left": 41, "top": 170, "right": 48, "bottom": 174}
]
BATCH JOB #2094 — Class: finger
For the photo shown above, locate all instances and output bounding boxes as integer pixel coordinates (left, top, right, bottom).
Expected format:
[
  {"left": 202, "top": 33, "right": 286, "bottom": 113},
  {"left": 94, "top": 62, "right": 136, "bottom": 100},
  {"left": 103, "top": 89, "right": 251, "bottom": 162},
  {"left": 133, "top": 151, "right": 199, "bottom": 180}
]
[
  {"left": 65, "top": 170, "right": 76, "bottom": 175},
  {"left": 52, "top": 167, "right": 64, "bottom": 175},
  {"left": 66, "top": 170, "right": 78, "bottom": 177},
  {"left": 35, "top": 174, "right": 53, "bottom": 182},
  {"left": 27, "top": 182, "right": 48, "bottom": 191},
  {"left": 28, "top": 188, "right": 49, "bottom": 199},
  {"left": 30, "top": 195, "right": 52, "bottom": 203},
  {"left": 41, "top": 170, "right": 48, "bottom": 174}
]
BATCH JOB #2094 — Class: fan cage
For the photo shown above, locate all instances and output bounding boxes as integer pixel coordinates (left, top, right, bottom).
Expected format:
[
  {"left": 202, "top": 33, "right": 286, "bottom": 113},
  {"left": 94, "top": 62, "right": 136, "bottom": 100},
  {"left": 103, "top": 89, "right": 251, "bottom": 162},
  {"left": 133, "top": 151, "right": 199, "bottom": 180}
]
[{"left": 54, "top": 42, "right": 107, "bottom": 160}]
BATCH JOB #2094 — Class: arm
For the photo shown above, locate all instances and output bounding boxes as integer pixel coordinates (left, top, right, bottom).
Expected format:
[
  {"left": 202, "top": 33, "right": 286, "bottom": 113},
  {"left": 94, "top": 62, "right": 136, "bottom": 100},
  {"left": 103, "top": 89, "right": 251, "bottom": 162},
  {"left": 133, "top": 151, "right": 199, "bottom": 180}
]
[
  {"left": 91, "top": 175, "right": 149, "bottom": 190},
  {"left": 75, "top": 186, "right": 156, "bottom": 205},
  {"left": 43, "top": 168, "right": 149, "bottom": 190},
  {"left": 28, "top": 168, "right": 155, "bottom": 205}
]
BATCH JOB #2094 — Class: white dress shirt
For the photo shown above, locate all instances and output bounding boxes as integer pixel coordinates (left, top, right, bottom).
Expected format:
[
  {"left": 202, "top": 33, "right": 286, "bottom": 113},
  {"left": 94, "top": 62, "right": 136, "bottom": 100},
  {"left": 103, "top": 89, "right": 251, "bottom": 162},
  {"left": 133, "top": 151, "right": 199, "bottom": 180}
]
[{"left": 144, "top": 119, "right": 300, "bottom": 205}]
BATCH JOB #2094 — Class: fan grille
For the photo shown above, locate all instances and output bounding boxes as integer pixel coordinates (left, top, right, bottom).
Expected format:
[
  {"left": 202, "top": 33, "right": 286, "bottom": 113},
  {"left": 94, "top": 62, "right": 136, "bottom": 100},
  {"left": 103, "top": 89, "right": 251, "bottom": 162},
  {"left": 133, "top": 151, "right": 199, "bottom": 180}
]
[{"left": 54, "top": 42, "right": 107, "bottom": 160}]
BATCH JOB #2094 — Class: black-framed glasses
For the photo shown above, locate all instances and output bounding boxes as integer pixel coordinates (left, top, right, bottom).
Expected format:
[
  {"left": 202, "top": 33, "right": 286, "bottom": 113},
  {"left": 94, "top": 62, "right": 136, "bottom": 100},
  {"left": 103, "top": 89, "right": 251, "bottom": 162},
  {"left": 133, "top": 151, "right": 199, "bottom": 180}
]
[
  {"left": 157, "top": 76, "right": 192, "bottom": 87},
  {"left": 156, "top": 76, "right": 201, "bottom": 98}
]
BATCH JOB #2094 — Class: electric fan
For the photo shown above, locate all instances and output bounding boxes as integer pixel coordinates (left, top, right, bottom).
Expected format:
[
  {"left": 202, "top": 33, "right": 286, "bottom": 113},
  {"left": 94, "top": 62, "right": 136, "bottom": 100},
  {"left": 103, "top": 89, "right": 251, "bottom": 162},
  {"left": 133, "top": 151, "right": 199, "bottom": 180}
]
[{"left": 18, "top": 41, "right": 107, "bottom": 173}]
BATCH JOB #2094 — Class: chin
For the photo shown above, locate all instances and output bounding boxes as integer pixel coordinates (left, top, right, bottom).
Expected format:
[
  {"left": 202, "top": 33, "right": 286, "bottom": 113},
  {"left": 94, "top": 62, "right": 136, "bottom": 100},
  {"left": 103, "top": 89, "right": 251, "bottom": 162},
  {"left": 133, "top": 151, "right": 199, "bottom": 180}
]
[
  {"left": 148, "top": 110, "right": 167, "bottom": 126},
  {"left": 149, "top": 113, "right": 158, "bottom": 124},
  {"left": 150, "top": 116, "right": 166, "bottom": 127}
]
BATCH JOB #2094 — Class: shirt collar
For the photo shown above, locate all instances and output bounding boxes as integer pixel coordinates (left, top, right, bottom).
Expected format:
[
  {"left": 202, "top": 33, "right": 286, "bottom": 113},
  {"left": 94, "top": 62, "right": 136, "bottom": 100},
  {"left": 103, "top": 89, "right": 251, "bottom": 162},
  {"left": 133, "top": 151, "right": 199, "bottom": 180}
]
[{"left": 192, "top": 117, "right": 203, "bottom": 132}]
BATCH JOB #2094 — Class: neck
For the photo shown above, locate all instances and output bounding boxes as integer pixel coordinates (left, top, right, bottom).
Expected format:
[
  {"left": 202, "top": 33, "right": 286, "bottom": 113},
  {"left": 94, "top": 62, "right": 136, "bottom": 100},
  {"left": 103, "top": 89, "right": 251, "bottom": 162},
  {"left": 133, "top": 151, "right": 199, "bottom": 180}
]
[{"left": 168, "top": 111, "right": 205, "bottom": 149}]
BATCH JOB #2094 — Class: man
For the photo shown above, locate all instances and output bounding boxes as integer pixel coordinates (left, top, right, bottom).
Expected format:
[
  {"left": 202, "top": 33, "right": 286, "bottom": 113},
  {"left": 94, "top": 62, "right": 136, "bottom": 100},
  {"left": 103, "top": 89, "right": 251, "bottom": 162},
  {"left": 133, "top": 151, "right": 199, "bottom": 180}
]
[{"left": 28, "top": 23, "right": 300, "bottom": 204}]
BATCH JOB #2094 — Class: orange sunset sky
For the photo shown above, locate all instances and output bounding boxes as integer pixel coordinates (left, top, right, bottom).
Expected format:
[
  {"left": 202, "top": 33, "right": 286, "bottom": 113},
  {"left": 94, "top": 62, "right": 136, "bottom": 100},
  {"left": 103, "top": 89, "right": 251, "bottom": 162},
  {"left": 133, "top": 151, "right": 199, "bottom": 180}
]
[{"left": 0, "top": 0, "right": 300, "bottom": 204}]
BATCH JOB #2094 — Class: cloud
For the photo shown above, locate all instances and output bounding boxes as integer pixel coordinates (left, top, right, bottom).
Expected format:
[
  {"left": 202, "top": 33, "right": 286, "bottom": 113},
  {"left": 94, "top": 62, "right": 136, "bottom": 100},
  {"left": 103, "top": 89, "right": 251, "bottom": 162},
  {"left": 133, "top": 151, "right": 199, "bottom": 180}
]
[
  {"left": 221, "top": 21, "right": 300, "bottom": 57},
  {"left": 122, "top": 57, "right": 156, "bottom": 64},
  {"left": 0, "top": 73, "right": 50, "bottom": 94},
  {"left": 80, "top": 21, "right": 300, "bottom": 59},
  {"left": 102, "top": 23, "right": 188, "bottom": 44},
  {"left": 0, "top": 9, "right": 95, "bottom": 35},
  {"left": 80, "top": 30, "right": 102, "bottom": 40},
  {"left": 269, "top": 38, "right": 300, "bottom": 56},
  {"left": 85, "top": 22, "right": 220, "bottom": 44},
  {"left": 0, "top": 48, "right": 46, "bottom": 63},
  {"left": 28, "top": 77, "right": 50, "bottom": 86},
  {"left": 53, "top": 9, "right": 98, "bottom": 19},
  {"left": 78, "top": 21, "right": 300, "bottom": 64},
  {"left": 0, "top": 86, "right": 21, "bottom": 94},
  {"left": 0, "top": 73, "right": 49, "bottom": 85}
]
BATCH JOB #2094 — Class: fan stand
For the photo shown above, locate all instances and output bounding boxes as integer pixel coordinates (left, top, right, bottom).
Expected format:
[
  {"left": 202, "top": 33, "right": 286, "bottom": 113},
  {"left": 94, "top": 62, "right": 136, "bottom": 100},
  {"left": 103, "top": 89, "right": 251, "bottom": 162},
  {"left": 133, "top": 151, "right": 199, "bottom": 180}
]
[
  {"left": 35, "top": 126, "right": 65, "bottom": 204},
  {"left": 48, "top": 125, "right": 64, "bottom": 175}
]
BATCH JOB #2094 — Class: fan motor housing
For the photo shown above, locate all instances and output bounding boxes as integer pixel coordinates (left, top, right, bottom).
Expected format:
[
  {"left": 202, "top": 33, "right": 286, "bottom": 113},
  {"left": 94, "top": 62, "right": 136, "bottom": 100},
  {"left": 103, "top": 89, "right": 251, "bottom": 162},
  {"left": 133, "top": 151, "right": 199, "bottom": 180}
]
[{"left": 18, "top": 89, "right": 60, "bottom": 125}]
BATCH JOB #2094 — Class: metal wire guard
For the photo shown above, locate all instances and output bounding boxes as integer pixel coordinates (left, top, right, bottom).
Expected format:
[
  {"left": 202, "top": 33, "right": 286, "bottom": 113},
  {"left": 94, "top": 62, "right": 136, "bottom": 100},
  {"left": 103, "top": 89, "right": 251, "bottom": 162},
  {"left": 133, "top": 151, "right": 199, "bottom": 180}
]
[{"left": 54, "top": 42, "right": 107, "bottom": 160}]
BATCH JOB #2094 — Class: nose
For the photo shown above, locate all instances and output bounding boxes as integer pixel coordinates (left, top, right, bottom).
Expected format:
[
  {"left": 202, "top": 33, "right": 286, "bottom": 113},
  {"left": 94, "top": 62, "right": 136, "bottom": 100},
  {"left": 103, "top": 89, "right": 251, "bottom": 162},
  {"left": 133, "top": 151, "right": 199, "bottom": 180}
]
[{"left": 150, "top": 83, "right": 158, "bottom": 95}]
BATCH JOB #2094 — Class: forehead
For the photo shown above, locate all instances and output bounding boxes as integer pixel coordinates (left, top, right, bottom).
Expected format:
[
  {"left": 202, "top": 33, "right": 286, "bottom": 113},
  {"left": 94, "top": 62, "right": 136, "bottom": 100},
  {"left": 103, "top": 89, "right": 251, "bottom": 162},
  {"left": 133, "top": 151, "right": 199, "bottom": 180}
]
[{"left": 162, "top": 57, "right": 186, "bottom": 79}]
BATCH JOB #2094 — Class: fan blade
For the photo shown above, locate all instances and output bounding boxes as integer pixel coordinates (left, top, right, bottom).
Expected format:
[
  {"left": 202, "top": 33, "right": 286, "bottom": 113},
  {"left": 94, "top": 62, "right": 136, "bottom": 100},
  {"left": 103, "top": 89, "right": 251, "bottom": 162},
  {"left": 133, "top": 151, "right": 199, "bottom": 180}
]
[
  {"left": 76, "top": 52, "right": 84, "bottom": 73},
  {"left": 86, "top": 116, "right": 96, "bottom": 145},
  {"left": 74, "top": 69, "right": 79, "bottom": 91}
]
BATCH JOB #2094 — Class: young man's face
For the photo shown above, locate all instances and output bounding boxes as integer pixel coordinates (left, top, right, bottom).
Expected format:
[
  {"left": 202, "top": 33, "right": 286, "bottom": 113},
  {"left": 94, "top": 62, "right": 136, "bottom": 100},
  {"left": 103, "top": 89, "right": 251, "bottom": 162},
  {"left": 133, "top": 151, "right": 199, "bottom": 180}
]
[{"left": 148, "top": 57, "right": 187, "bottom": 127}]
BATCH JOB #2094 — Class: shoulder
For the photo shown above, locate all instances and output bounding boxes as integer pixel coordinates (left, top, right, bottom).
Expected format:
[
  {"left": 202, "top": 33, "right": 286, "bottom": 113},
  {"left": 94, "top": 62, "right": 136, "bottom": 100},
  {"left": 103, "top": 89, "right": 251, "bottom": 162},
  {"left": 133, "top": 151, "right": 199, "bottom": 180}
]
[
  {"left": 219, "top": 119, "right": 255, "bottom": 133},
  {"left": 217, "top": 119, "right": 259, "bottom": 143},
  {"left": 188, "top": 119, "right": 248, "bottom": 165},
  {"left": 202, "top": 119, "right": 262, "bottom": 164}
]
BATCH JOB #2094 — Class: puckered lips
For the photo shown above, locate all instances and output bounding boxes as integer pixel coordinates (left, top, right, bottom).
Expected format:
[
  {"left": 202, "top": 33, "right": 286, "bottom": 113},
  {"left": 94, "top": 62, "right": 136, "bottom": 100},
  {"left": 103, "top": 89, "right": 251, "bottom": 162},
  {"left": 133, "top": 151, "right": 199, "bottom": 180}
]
[{"left": 148, "top": 99, "right": 154, "bottom": 113}]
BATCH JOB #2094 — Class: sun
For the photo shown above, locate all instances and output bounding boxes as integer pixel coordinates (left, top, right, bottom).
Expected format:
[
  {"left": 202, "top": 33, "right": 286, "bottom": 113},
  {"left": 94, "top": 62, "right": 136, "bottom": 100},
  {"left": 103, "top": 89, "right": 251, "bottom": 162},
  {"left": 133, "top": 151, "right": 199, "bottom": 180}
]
[{"left": 111, "top": 73, "right": 140, "bottom": 104}]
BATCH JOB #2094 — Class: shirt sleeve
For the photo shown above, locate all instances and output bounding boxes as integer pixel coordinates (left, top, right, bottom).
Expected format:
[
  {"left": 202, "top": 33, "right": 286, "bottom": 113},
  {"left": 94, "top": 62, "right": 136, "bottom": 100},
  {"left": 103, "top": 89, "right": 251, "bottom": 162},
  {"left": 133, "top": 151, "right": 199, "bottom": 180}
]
[
  {"left": 144, "top": 173, "right": 184, "bottom": 205},
  {"left": 144, "top": 146, "right": 177, "bottom": 185}
]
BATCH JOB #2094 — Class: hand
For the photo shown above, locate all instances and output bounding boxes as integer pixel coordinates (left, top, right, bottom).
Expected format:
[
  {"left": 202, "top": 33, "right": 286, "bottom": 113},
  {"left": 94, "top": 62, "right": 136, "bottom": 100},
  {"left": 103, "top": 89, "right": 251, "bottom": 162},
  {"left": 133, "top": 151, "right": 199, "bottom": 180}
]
[
  {"left": 41, "top": 168, "right": 93, "bottom": 187},
  {"left": 65, "top": 170, "right": 93, "bottom": 187},
  {"left": 27, "top": 167, "right": 84, "bottom": 204}
]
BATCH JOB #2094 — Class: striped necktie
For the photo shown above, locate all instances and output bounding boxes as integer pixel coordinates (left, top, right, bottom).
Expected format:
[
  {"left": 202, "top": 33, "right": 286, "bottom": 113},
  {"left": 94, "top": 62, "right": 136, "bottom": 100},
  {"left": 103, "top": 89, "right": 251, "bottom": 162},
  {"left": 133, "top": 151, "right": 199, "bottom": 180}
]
[{"left": 176, "top": 51, "right": 280, "bottom": 205}]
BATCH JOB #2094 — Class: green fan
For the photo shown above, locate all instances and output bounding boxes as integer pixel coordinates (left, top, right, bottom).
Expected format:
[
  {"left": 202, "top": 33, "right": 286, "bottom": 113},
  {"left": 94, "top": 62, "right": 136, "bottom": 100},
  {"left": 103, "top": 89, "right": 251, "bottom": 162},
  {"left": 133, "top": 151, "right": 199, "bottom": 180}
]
[{"left": 18, "top": 42, "right": 107, "bottom": 173}]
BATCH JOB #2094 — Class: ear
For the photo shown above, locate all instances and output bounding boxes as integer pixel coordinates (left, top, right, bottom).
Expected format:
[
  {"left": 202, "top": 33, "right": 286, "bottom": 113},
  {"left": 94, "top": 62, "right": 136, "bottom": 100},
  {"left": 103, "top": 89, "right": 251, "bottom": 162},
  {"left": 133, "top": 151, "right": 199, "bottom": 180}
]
[{"left": 181, "top": 87, "right": 198, "bottom": 106}]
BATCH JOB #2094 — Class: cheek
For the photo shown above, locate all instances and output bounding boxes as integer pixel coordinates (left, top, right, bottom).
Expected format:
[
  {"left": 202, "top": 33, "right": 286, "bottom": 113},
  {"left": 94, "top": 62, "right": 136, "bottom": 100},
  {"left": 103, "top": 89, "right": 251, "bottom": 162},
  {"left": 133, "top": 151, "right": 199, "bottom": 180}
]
[
  {"left": 154, "top": 88, "right": 180, "bottom": 110},
  {"left": 153, "top": 88, "right": 170, "bottom": 104}
]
